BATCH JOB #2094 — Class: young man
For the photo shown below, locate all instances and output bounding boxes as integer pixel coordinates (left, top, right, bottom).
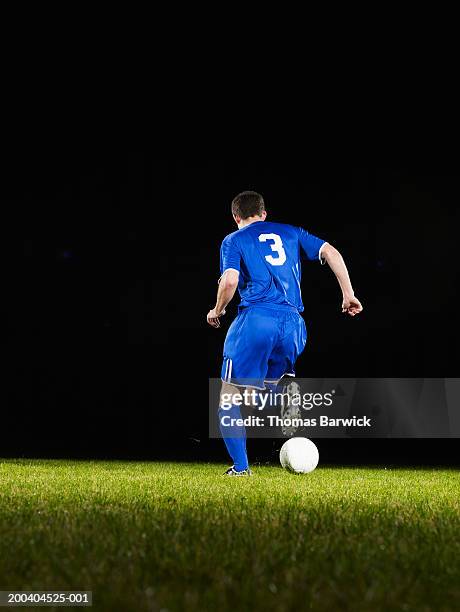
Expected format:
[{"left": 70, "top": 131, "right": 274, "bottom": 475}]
[{"left": 207, "top": 191, "right": 363, "bottom": 475}]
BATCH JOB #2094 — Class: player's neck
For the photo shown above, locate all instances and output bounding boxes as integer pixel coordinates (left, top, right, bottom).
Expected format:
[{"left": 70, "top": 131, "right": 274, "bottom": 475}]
[{"left": 237, "top": 216, "right": 264, "bottom": 229}]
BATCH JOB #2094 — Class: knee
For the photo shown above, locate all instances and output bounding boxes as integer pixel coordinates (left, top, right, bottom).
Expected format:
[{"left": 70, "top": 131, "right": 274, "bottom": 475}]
[
  {"left": 219, "top": 383, "right": 260, "bottom": 410},
  {"left": 219, "top": 382, "right": 240, "bottom": 411}
]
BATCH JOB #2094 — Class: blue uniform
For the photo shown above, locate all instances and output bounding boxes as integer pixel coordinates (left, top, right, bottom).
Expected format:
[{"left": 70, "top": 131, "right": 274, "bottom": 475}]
[{"left": 220, "top": 221, "right": 326, "bottom": 388}]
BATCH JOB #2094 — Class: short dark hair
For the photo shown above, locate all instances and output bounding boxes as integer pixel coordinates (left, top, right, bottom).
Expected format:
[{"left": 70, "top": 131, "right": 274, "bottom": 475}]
[{"left": 231, "top": 191, "right": 265, "bottom": 220}]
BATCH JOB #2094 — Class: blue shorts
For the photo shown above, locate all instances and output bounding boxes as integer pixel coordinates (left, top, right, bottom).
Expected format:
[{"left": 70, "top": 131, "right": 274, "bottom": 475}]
[{"left": 221, "top": 305, "right": 307, "bottom": 389}]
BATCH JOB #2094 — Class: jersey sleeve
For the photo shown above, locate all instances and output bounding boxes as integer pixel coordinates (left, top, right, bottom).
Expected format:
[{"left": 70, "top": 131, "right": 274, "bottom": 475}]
[
  {"left": 298, "top": 227, "right": 327, "bottom": 262},
  {"left": 220, "top": 234, "right": 241, "bottom": 275}
]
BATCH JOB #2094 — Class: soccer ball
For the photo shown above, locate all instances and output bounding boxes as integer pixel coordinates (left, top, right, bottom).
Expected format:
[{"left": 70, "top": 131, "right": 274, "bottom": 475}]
[{"left": 279, "top": 437, "right": 319, "bottom": 474}]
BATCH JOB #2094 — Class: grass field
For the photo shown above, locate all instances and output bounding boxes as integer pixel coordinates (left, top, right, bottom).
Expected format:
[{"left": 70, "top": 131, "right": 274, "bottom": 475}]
[{"left": 0, "top": 460, "right": 459, "bottom": 612}]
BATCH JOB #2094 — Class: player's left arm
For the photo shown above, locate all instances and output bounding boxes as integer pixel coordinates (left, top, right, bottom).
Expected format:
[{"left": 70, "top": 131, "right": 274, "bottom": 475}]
[
  {"left": 207, "top": 269, "right": 239, "bottom": 328},
  {"left": 320, "top": 243, "right": 363, "bottom": 317}
]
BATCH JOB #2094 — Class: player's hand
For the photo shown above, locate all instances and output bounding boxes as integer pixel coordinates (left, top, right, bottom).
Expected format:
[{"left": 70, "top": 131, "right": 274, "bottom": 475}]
[
  {"left": 342, "top": 295, "right": 363, "bottom": 317},
  {"left": 207, "top": 308, "right": 225, "bottom": 328}
]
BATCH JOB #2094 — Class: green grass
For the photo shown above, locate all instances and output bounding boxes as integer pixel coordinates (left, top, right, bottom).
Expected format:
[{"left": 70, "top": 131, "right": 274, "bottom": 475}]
[{"left": 0, "top": 461, "right": 459, "bottom": 612}]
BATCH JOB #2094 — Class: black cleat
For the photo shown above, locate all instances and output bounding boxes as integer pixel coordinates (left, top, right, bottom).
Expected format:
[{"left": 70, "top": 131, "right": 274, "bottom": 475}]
[
  {"left": 280, "top": 380, "right": 302, "bottom": 437},
  {"left": 223, "top": 466, "right": 252, "bottom": 476}
]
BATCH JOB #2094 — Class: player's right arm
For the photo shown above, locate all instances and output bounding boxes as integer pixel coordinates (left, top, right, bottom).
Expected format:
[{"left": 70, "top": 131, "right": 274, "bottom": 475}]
[
  {"left": 207, "top": 269, "right": 239, "bottom": 328},
  {"left": 320, "top": 243, "right": 363, "bottom": 316},
  {"left": 207, "top": 234, "right": 241, "bottom": 328}
]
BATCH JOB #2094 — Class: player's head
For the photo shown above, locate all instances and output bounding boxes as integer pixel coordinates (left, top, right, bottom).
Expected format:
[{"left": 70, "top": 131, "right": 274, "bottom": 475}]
[{"left": 231, "top": 191, "right": 267, "bottom": 226}]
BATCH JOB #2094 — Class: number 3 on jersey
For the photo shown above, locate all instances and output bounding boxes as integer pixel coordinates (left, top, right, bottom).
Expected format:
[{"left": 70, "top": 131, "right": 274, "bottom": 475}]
[{"left": 258, "top": 233, "right": 287, "bottom": 266}]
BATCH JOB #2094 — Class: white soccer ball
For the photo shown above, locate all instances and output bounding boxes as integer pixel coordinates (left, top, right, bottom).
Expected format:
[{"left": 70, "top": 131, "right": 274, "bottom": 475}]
[{"left": 279, "top": 437, "right": 319, "bottom": 474}]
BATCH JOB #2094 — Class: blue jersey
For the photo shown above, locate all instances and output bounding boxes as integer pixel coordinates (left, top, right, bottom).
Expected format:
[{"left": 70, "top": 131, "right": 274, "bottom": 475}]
[{"left": 220, "top": 221, "right": 326, "bottom": 313}]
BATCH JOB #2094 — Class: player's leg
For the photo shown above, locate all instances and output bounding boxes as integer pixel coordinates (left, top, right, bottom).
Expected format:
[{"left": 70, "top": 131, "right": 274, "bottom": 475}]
[
  {"left": 218, "top": 381, "right": 251, "bottom": 475},
  {"left": 219, "top": 308, "right": 278, "bottom": 473},
  {"left": 265, "top": 311, "right": 307, "bottom": 435}
]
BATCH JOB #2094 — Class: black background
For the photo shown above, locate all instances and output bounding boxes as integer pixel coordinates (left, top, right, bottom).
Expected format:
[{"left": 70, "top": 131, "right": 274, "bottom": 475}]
[{"left": 3, "top": 152, "right": 459, "bottom": 465}]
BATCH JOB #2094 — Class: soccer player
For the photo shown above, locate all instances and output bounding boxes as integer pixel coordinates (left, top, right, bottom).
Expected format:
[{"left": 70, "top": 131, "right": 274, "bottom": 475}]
[{"left": 207, "top": 191, "right": 363, "bottom": 476}]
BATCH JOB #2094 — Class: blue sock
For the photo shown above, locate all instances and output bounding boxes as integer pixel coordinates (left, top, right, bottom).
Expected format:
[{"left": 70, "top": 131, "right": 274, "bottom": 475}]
[{"left": 218, "top": 404, "right": 249, "bottom": 471}]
